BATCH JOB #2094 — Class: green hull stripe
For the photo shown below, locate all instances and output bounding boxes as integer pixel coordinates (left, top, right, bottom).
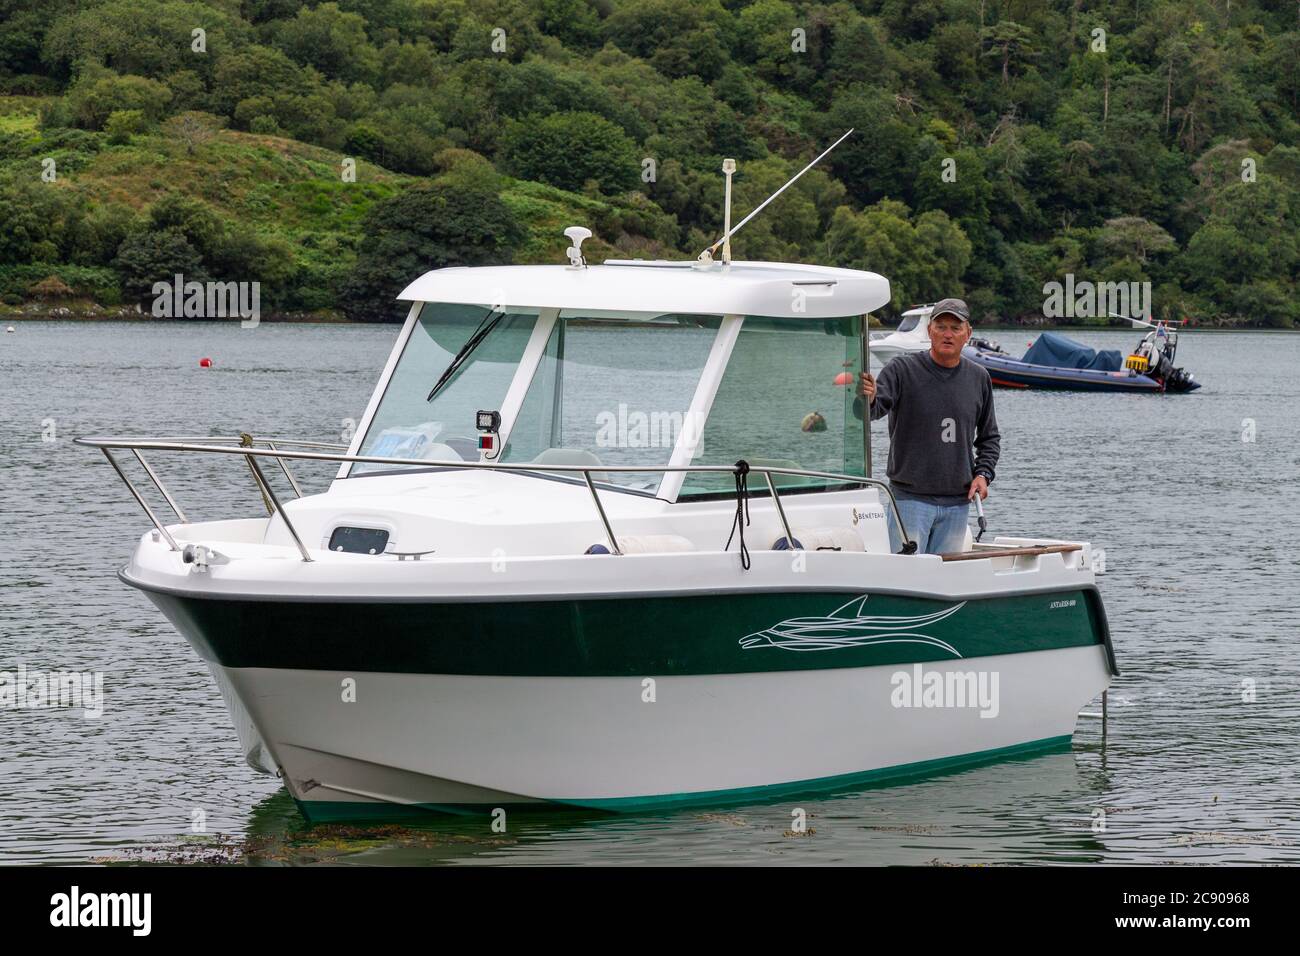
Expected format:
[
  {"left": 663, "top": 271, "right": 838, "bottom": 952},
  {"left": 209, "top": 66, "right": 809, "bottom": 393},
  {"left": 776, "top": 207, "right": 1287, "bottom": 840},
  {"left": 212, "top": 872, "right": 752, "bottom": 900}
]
[
  {"left": 293, "top": 734, "right": 1073, "bottom": 822},
  {"left": 145, "top": 588, "right": 1104, "bottom": 676}
]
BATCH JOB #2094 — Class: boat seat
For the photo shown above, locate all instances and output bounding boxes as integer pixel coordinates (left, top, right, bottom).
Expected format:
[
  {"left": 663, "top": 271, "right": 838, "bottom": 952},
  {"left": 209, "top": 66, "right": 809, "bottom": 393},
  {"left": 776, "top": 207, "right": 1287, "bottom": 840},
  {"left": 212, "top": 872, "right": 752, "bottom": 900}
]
[
  {"left": 585, "top": 534, "right": 695, "bottom": 555},
  {"left": 742, "top": 456, "right": 814, "bottom": 490},
  {"left": 421, "top": 441, "right": 466, "bottom": 462},
  {"left": 772, "top": 527, "right": 865, "bottom": 552},
  {"left": 532, "top": 447, "right": 603, "bottom": 467},
  {"left": 747, "top": 456, "right": 802, "bottom": 470}
]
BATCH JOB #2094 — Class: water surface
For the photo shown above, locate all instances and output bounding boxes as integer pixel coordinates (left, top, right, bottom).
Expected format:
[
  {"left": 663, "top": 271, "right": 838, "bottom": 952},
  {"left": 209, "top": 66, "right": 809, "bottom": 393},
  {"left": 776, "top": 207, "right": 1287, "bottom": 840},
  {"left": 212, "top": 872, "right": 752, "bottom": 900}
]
[{"left": 1, "top": 322, "right": 1297, "bottom": 864}]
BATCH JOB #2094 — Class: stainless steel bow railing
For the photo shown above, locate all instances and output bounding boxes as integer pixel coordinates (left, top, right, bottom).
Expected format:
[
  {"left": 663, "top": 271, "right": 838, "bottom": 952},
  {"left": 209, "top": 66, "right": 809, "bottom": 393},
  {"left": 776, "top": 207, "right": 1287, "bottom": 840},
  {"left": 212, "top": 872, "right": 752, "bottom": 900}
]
[{"left": 73, "top": 435, "right": 915, "bottom": 562}]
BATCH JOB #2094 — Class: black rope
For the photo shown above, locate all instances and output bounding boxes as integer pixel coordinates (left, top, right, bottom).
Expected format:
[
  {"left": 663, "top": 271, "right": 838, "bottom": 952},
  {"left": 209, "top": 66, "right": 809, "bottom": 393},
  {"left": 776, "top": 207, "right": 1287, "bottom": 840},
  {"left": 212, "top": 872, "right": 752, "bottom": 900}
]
[{"left": 725, "top": 459, "right": 752, "bottom": 570}]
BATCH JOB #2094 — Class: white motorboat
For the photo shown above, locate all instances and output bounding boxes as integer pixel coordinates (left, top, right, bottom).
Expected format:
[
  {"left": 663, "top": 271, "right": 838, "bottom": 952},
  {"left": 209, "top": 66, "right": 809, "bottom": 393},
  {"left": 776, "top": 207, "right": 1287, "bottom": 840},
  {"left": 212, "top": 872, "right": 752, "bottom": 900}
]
[
  {"left": 80, "top": 156, "right": 1116, "bottom": 822},
  {"left": 869, "top": 303, "right": 935, "bottom": 363}
]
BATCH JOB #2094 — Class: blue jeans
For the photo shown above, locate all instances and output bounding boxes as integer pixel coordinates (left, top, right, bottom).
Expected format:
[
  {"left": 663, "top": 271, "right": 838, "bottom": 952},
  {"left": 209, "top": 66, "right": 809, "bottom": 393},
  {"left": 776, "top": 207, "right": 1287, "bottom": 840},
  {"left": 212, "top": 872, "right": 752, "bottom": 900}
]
[{"left": 887, "top": 495, "right": 971, "bottom": 555}]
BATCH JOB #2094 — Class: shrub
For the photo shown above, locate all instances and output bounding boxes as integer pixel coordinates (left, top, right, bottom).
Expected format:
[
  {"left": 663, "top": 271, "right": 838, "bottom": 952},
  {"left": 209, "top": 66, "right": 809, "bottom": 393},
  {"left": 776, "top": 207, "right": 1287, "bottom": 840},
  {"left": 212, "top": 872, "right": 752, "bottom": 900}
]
[
  {"left": 499, "top": 112, "right": 638, "bottom": 194},
  {"left": 248, "top": 115, "right": 281, "bottom": 135},
  {"left": 341, "top": 181, "right": 525, "bottom": 322},
  {"left": 66, "top": 72, "right": 173, "bottom": 129},
  {"left": 104, "top": 109, "right": 147, "bottom": 145},
  {"left": 28, "top": 275, "right": 75, "bottom": 299}
]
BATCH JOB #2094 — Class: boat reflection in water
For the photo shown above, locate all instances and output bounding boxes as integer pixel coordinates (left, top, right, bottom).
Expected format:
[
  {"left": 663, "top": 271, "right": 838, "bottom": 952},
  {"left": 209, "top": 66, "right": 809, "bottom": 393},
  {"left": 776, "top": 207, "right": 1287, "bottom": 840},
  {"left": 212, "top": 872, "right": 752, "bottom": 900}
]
[{"left": 228, "top": 741, "right": 1107, "bottom": 865}]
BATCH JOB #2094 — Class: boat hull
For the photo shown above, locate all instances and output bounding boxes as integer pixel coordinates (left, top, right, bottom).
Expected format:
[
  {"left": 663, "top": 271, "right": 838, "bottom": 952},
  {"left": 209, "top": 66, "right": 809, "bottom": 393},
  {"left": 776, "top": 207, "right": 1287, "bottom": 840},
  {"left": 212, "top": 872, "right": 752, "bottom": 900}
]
[
  {"left": 141, "top": 586, "right": 1114, "bottom": 820},
  {"left": 966, "top": 349, "right": 1200, "bottom": 393}
]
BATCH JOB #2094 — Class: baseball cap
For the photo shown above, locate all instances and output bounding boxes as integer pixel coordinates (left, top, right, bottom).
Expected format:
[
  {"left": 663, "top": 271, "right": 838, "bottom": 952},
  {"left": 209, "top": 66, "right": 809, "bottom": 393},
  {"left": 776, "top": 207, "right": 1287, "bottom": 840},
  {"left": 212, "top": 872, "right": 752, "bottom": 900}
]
[{"left": 930, "top": 297, "right": 971, "bottom": 324}]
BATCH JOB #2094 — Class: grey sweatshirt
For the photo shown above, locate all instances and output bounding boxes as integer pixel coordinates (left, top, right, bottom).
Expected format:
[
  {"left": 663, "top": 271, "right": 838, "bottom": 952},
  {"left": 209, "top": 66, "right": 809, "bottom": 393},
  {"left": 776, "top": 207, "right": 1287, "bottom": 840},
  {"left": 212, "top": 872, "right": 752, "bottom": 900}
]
[{"left": 854, "top": 352, "right": 1001, "bottom": 505}]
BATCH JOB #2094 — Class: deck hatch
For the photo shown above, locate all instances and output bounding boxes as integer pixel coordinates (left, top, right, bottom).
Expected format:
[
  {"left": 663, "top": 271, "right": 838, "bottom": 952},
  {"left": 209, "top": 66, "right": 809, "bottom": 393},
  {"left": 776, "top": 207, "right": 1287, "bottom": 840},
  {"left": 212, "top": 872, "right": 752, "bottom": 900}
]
[{"left": 328, "top": 527, "right": 391, "bottom": 555}]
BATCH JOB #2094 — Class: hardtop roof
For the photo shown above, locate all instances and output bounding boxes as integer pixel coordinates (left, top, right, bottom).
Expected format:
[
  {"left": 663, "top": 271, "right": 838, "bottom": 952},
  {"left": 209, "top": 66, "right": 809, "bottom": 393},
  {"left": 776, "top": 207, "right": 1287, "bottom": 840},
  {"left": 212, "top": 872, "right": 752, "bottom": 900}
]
[{"left": 397, "top": 259, "right": 891, "bottom": 320}]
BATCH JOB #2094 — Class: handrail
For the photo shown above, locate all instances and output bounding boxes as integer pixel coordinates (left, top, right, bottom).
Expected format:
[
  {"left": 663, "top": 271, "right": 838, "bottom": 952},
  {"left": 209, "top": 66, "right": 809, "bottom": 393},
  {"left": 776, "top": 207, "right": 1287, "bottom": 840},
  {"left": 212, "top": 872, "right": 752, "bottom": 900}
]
[
  {"left": 94, "top": 435, "right": 349, "bottom": 449},
  {"left": 941, "top": 544, "right": 1081, "bottom": 563},
  {"left": 74, "top": 435, "right": 915, "bottom": 562}
]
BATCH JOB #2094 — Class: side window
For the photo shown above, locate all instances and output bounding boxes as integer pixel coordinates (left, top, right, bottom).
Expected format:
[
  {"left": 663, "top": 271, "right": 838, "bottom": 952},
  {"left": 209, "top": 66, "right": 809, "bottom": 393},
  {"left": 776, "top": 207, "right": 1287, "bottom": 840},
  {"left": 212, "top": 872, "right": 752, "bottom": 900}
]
[{"left": 678, "top": 316, "right": 866, "bottom": 497}]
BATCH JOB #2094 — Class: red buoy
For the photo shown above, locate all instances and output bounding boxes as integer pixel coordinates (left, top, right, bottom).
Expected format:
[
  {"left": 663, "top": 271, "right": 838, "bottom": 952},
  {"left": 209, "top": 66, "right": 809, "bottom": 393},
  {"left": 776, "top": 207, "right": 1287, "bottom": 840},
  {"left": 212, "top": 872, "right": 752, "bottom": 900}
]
[
  {"left": 833, "top": 371, "right": 854, "bottom": 386},
  {"left": 199, "top": 357, "right": 213, "bottom": 368}
]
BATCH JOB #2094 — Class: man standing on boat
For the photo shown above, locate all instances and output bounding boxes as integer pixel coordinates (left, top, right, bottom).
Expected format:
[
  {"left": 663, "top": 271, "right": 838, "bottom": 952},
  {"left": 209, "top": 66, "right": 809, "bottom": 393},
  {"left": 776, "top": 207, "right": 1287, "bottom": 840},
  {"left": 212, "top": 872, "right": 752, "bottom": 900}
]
[{"left": 857, "top": 297, "right": 1000, "bottom": 555}]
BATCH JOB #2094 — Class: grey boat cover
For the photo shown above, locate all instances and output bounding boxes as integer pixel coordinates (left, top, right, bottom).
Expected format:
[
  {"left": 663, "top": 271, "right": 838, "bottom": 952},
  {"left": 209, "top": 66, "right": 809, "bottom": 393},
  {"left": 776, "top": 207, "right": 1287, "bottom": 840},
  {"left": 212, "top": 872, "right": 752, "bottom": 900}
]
[{"left": 1021, "top": 332, "right": 1124, "bottom": 371}]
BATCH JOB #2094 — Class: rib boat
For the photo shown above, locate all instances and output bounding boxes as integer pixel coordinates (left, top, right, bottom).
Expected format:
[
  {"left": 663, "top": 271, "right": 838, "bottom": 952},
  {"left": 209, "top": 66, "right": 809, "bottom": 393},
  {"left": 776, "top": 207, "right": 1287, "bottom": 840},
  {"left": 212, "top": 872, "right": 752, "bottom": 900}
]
[
  {"left": 79, "top": 155, "right": 1117, "bottom": 822},
  {"left": 965, "top": 324, "right": 1199, "bottom": 393}
]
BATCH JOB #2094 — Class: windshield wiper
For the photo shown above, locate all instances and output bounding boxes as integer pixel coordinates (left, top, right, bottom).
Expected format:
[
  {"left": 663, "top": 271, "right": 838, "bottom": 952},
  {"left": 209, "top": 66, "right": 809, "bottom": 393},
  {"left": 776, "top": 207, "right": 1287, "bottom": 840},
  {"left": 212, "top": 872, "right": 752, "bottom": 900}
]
[{"left": 426, "top": 307, "right": 503, "bottom": 402}]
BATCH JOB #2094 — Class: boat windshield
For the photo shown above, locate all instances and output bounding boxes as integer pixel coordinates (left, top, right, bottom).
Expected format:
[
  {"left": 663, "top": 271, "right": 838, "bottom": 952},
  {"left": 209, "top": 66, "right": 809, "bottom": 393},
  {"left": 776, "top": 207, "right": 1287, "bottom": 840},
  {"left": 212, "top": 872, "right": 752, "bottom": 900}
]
[
  {"left": 352, "top": 304, "right": 867, "bottom": 496},
  {"left": 896, "top": 312, "right": 924, "bottom": 333},
  {"left": 677, "top": 316, "right": 866, "bottom": 498},
  {"left": 353, "top": 302, "right": 541, "bottom": 474},
  {"left": 501, "top": 313, "right": 721, "bottom": 493}
]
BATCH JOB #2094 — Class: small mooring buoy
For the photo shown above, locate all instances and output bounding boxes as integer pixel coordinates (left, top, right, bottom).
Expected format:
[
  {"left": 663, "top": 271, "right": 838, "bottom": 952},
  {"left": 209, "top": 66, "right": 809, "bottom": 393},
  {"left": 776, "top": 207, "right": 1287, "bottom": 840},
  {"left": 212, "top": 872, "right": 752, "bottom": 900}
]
[
  {"left": 4, "top": 326, "right": 14, "bottom": 333},
  {"left": 833, "top": 371, "right": 853, "bottom": 386},
  {"left": 199, "top": 357, "right": 213, "bottom": 368},
  {"left": 801, "top": 411, "right": 827, "bottom": 432}
]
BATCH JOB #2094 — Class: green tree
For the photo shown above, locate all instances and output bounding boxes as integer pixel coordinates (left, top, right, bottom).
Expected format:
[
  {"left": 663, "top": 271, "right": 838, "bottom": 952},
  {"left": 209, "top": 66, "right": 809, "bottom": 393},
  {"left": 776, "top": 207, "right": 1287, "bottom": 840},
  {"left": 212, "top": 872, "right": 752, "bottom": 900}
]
[
  {"left": 500, "top": 111, "right": 638, "bottom": 194},
  {"left": 0, "top": 182, "right": 78, "bottom": 265},
  {"left": 209, "top": 45, "right": 310, "bottom": 117},
  {"left": 825, "top": 200, "right": 971, "bottom": 311},
  {"left": 1100, "top": 217, "right": 1176, "bottom": 266},
  {"left": 103, "top": 108, "right": 146, "bottom": 144},
  {"left": 269, "top": 2, "right": 380, "bottom": 85},
  {"left": 112, "top": 228, "right": 205, "bottom": 301},
  {"left": 603, "top": 0, "right": 731, "bottom": 82},
  {"left": 341, "top": 182, "right": 525, "bottom": 322},
  {"left": 912, "top": 142, "right": 992, "bottom": 231},
  {"left": 537, "top": 0, "right": 602, "bottom": 50},
  {"left": 817, "top": 85, "right": 920, "bottom": 206},
  {"left": 41, "top": 0, "right": 249, "bottom": 81},
  {"left": 981, "top": 21, "right": 1038, "bottom": 86},
  {"left": 64, "top": 69, "right": 172, "bottom": 129}
]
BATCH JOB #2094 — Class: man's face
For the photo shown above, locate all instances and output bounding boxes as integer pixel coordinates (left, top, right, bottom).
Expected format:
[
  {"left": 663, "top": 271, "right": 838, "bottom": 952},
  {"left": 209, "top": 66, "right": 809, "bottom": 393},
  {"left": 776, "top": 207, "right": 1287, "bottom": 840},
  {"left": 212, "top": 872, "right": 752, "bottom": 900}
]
[{"left": 928, "top": 314, "right": 970, "bottom": 361}]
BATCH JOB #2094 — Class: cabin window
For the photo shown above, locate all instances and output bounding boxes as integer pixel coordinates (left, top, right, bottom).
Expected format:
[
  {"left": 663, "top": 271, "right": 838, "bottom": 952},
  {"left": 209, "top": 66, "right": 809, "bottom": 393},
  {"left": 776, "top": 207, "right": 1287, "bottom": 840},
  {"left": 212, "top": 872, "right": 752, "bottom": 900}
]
[
  {"left": 353, "top": 302, "right": 540, "bottom": 474},
  {"left": 677, "top": 315, "right": 867, "bottom": 499},
  {"left": 501, "top": 313, "right": 721, "bottom": 493},
  {"left": 896, "top": 313, "right": 921, "bottom": 333}
]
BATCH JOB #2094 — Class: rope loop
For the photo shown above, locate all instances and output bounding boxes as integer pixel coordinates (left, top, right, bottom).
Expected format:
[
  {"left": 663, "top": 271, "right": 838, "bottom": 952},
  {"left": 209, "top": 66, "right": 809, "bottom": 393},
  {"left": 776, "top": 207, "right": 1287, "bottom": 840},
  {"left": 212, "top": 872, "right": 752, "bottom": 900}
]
[{"left": 725, "top": 459, "right": 752, "bottom": 570}]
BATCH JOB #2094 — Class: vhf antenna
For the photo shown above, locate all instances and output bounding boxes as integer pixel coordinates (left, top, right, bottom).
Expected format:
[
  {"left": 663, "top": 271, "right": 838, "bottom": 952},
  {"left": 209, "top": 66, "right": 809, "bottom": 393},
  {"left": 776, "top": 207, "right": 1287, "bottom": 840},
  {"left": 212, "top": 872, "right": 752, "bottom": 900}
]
[
  {"left": 1106, "top": 311, "right": 1185, "bottom": 331},
  {"left": 697, "top": 128, "right": 855, "bottom": 266}
]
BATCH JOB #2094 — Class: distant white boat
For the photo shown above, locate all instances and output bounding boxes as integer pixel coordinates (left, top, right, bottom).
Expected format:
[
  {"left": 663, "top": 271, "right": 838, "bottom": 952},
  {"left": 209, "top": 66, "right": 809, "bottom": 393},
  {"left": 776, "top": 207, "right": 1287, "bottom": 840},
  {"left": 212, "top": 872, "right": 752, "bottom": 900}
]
[{"left": 869, "top": 304, "right": 934, "bottom": 363}]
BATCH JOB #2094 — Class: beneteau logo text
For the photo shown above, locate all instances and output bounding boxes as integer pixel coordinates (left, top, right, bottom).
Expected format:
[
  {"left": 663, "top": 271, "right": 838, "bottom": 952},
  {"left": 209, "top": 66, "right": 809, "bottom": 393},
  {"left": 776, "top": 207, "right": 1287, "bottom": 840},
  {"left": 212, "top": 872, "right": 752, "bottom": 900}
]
[
  {"left": 152, "top": 273, "right": 261, "bottom": 327},
  {"left": 50, "top": 886, "right": 151, "bottom": 936},
  {"left": 0, "top": 665, "right": 104, "bottom": 718},
  {"left": 890, "top": 664, "right": 1000, "bottom": 718},
  {"left": 1042, "top": 273, "right": 1151, "bottom": 320}
]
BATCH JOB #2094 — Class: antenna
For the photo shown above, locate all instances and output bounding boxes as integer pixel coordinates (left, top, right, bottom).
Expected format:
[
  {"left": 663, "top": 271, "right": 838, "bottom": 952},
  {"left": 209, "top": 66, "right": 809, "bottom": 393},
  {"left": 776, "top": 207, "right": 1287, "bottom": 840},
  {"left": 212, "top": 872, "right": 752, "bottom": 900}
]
[
  {"left": 720, "top": 159, "right": 736, "bottom": 264},
  {"left": 697, "top": 129, "right": 854, "bottom": 265},
  {"left": 1106, "top": 311, "right": 1186, "bottom": 331},
  {"left": 564, "top": 226, "right": 592, "bottom": 268}
]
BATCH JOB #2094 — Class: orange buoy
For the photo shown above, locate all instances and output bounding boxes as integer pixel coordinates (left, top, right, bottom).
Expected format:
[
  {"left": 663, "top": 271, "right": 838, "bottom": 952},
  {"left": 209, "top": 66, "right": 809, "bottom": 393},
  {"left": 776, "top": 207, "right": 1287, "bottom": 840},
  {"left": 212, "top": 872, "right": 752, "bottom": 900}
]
[
  {"left": 199, "top": 357, "right": 213, "bottom": 368},
  {"left": 833, "top": 371, "right": 854, "bottom": 386}
]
